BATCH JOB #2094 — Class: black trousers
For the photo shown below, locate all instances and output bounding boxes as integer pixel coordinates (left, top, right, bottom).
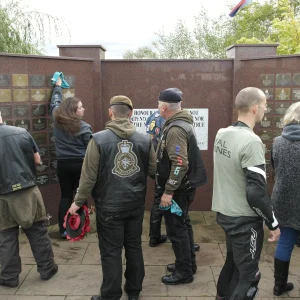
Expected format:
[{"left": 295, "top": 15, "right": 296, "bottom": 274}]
[
  {"left": 149, "top": 189, "right": 194, "bottom": 240},
  {"left": 216, "top": 213, "right": 264, "bottom": 300},
  {"left": 57, "top": 158, "right": 85, "bottom": 234},
  {"left": 0, "top": 220, "right": 55, "bottom": 282},
  {"left": 96, "top": 205, "right": 145, "bottom": 300},
  {"left": 163, "top": 189, "right": 196, "bottom": 277}
]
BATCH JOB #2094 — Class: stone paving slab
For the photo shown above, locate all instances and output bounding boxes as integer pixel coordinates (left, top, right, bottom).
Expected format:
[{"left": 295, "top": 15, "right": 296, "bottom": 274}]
[
  {"left": 0, "top": 265, "right": 33, "bottom": 296},
  {"left": 1, "top": 297, "right": 65, "bottom": 300},
  {"left": 195, "top": 243, "right": 224, "bottom": 266},
  {"left": 166, "top": 266, "right": 216, "bottom": 297},
  {"left": 20, "top": 240, "right": 89, "bottom": 265},
  {"left": 16, "top": 265, "right": 101, "bottom": 296}
]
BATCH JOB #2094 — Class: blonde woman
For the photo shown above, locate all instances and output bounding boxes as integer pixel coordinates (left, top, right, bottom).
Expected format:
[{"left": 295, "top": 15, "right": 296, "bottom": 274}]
[{"left": 271, "top": 102, "right": 300, "bottom": 296}]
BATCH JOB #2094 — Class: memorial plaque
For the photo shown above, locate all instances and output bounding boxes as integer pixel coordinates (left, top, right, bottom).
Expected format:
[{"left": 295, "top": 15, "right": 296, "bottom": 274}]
[
  {"left": 47, "top": 118, "right": 54, "bottom": 129},
  {"left": 13, "top": 89, "right": 29, "bottom": 102},
  {"left": 36, "top": 160, "right": 48, "bottom": 173},
  {"left": 275, "top": 88, "right": 290, "bottom": 100},
  {"left": 276, "top": 74, "right": 291, "bottom": 86},
  {"left": 15, "top": 119, "right": 30, "bottom": 130},
  {"left": 0, "top": 89, "right": 11, "bottom": 102},
  {"left": 36, "top": 174, "right": 49, "bottom": 186},
  {"left": 49, "top": 131, "right": 55, "bottom": 143},
  {"left": 273, "top": 130, "right": 282, "bottom": 139},
  {"left": 0, "top": 74, "right": 10, "bottom": 87},
  {"left": 274, "top": 116, "right": 285, "bottom": 129},
  {"left": 12, "top": 74, "right": 28, "bottom": 87},
  {"left": 31, "top": 132, "right": 47, "bottom": 145},
  {"left": 292, "top": 88, "right": 300, "bottom": 101},
  {"left": 0, "top": 105, "right": 12, "bottom": 118},
  {"left": 31, "top": 89, "right": 46, "bottom": 102},
  {"left": 49, "top": 146, "right": 56, "bottom": 157},
  {"left": 39, "top": 147, "right": 48, "bottom": 158},
  {"left": 46, "top": 75, "right": 53, "bottom": 88},
  {"left": 263, "top": 143, "right": 272, "bottom": 154},
  {"left": 257, "top": 129, "right": 272, "bottom": 142},
  {"left": 32, "top": 104, "right": 46, "bottom": 116},
  {"left": 3, "top": 120, "right": 13, "bottom": 126},
  {"left": 260, "top": 116, "right": 272, "bottom": 128},
  {"left": 29, "top": 75, "right": 45, "bottom": 87},
  {"left": 32, "top": 118, "right": 47, "bottom": 131},
  {"left": 265, "top": 102, "right": 274, "bottom": 114},
  {"left": 50, "top": 159, "right": 57, "bottom": 170},
  {"left": 15, "top": 105, "right": 30, "bottom": 117},
  {"left": 64, "top": 75, "right": 75, "bottom": 88},
  {"left": 50, "top": 173, "right": 59, "bottom": 184},
  {"left": 46, "top": 89, "right": 53, "bottom": 101},
  {"left": 260, "top": 74, "right": 274, "bottom": 87},
  {"left": 275, "top": 102, "right": 289, "bottom": 115},
  {"left": 261, "top": 88, "right": 274, "bottom": 100},
  {"left": 62, "top": 89, "right": 75, "bottom": 100},
  {"left": 293, "top": 73, "right": 300, "bottom": 86}
]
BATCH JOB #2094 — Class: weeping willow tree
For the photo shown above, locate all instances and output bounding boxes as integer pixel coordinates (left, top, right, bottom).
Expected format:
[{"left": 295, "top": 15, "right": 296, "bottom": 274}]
[{"left": 0, "top": 0, "right": 69, "bottom": 55}]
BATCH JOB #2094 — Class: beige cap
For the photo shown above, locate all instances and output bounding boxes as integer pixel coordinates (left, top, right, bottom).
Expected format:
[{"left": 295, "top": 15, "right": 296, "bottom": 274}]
[{"left": 110, "top": 95, "right": 133, "bottom": 110}]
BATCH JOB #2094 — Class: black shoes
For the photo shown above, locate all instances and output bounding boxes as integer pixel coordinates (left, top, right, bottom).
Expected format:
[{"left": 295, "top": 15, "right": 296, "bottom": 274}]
[
  {"left": 167, "top": 263, "right": 197, "bottom": 274},
  {"left": 90, "top": 297, "right": 101, "bottom": 300},
  {"left": 194, "top": 243, "right": 200, "bottom": 252},
  {"left": 0, "top": 278, "right": 19, "bottom": 288},
  {"left": 161, "top": 271, "right": 194, "bottom": 285},
  {"left": 149, "top": 234, "right": 167, "bottom": 247},
  {"left": 41, "top": 264, "right": 58, "bottom": 280}
]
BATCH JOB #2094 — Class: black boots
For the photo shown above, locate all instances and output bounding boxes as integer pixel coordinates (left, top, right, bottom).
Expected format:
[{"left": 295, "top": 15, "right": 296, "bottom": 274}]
[
  {"left": 149, "top": 234, "right": 167, "bottom": 247},
  {"left": 161, "top": 271, "right": 193, "bottom": 285},
  {"left": 167, "top": 263, "right": 197, "bottom": 274},
  {"left": 273, "top": 258, "right": 294, "bottom": 296}
]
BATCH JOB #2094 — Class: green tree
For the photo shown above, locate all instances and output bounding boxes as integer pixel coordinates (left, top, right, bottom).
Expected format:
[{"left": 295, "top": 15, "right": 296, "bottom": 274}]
[
  {"left": 0, "top": 0, "right": 68, "bottom": 54},
  {"left": 123, "top": 46, "right": 158, "bottom": 59},
  {"left": 123, "top": 0, "right": 300, "bottom": 59}
]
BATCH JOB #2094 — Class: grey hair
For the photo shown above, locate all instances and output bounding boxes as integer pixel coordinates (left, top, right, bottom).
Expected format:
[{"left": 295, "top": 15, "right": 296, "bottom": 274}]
[
  {"left": 159, "top": 101, "right": 181, "bottom": 111},
  {"left": 283, "top": 102, "right": 300, "bottom": 125},
  {"left": 111, "top": 104, "right": 131, "bottom": 118},
  {"left": 235, "top": 87, "right": 266, "bottom": 113}
]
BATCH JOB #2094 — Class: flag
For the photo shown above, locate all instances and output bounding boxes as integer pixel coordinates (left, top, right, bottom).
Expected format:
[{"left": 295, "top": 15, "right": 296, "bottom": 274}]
[{"left": 229, "top": 0, "right": 253, "bottom": 17}]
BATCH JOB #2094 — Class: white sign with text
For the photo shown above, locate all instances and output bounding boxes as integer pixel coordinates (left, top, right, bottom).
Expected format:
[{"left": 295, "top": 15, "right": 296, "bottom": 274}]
[{"left": 130, "top": 108, "right": 208, "bottom": 150}]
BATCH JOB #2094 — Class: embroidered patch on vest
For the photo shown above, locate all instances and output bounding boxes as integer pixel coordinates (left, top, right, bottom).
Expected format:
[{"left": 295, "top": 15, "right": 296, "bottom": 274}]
[{"left": 112, "top": 140, "right": 140, "bottom": 177}]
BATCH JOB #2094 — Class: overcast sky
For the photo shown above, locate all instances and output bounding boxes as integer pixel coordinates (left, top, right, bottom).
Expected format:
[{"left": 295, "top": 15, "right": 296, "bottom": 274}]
[{"left": 21, "top": 0, "right": 239, "bottom": 58}]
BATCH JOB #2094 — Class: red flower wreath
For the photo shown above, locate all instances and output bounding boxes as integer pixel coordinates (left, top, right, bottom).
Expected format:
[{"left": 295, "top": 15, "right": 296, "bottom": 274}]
[{"left": 63, "top": 205, "right": 91, "bottom": 242}]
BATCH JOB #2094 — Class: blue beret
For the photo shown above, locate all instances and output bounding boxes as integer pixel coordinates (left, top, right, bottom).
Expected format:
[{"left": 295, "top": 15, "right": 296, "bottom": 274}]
[{"left": 158, "top": 88, "right": 183, "bottom": 103}]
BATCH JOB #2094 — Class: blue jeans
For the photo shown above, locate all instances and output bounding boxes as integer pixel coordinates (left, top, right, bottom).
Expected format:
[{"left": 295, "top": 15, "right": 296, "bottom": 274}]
[{"left": 275, "top": 226, "right": 300, "bottom": 261}]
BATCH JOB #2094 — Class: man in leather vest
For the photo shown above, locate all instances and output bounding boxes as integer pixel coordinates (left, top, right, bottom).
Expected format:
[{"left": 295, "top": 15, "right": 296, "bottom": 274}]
[
  {"left": 156, "top": 88, "right": 207, "bottom": 285},
  {"left": 69, "top": 96, "right": 156, "bottom": 300},
  {"left": 0, "top": 112, "right": 57, "bottom": 288},
  {"left": 146, "top": 111, "right": 201, "bottom": 253}
]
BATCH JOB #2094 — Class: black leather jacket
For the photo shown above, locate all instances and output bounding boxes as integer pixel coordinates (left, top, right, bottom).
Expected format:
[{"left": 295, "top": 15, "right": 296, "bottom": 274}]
[
  {"left": 92, "top": 129, "right": 151, "bottom": 212},
  {"left": 0, "top": 124, "right": 36, "bottom": 194},
  {"left": 156, "top": 120, "right": 207, "bottom": 192}
]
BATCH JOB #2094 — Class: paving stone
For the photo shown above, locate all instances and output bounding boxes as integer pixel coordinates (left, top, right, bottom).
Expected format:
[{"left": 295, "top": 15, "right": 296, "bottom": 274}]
[
  {"left": 1, "top": 297, "right": 64, "bottom": 300},
  {"left": 195, "top": 243, "right": 224, "bottom": 266},
  {"left": 20, "top": 240, "right": 89, "bottom": 265},
  {"left": 16, "top": 265, "right": 101, "bottom": 296},
  {"left": 188, "top": 211, "right": 206, "bottom": 225},
  {"left": 202, "top": 211, "right": 217, "bottom": 225},
  {"left": 143, "top": 241, "right": 174, "bottom": 266},
  {"left": 81, "top": 242, "right": 126, "bottom": 265},
  {"left": 0, "top": 265, "right": 33, "bottom": 295},
  {"left": 140, "top": 266, "right": 168, "bottom": 297},
  {"left": 166, "top": 266, "right": 216, "bottom": 297},
  {"left": 193, "top": 225, "right": 225, "bottom": 244}
]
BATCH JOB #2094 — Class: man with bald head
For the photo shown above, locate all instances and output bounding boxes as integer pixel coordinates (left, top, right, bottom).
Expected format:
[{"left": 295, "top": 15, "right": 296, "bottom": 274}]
[{"left": 212, "top": 87, "right": 280, "bottom": 300}]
